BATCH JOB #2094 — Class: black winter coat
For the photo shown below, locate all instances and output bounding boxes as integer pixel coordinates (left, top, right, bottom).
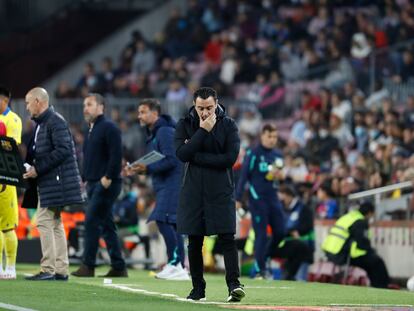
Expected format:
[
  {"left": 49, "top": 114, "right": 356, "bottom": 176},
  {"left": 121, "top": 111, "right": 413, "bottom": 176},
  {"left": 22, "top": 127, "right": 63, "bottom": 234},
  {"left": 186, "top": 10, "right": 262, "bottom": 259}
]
[
  {"left": 174, "top": 105, "right": 240, "bottom": 235},
  {"left": 23, "top": 107, "right": 83, "bottom": 209}
]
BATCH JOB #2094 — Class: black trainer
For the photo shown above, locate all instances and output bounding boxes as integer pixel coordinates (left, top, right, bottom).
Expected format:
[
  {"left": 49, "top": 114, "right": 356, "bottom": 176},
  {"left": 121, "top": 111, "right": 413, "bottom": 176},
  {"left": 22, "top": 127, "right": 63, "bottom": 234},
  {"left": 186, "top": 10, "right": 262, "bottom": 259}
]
[
  {"left": 55, "top": 274, "right": 69, "bottom": 281},
  {"left": 227, "top": 285, "right": 245, "bottom": 302},
  {"left": 186, "top": 288, "right": 206, "bottom": 301},
  {"left": 25, "top": 272, "right": 55, "bottom": 281}
]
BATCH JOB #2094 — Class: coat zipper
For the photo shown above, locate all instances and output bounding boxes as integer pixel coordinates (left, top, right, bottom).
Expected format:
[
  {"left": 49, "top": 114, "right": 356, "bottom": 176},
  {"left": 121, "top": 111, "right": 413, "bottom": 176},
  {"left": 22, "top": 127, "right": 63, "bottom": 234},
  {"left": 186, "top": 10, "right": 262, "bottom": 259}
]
[
  {"left": 226, "top": 168, "right": 232, "bottom": 186},
  {"left": 181, "top": 162, "right": 189, "bottom": 187}
]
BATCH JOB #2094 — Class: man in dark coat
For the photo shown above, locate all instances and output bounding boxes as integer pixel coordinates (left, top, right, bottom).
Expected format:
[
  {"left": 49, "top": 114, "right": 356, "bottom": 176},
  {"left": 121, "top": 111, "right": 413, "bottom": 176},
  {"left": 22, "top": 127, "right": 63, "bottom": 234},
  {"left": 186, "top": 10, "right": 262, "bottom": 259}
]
[
  {"left": 175, "top": 87, "right": 245, "bottom": 302},
  {"left": 23, "top": 87, "right": 83, "bottom": 281},
  {"left": 127, "top": 98, "right": 188, "bottom": 280},
  {"left": 72, "top": 93, "right": 127, "bottom": 278}
]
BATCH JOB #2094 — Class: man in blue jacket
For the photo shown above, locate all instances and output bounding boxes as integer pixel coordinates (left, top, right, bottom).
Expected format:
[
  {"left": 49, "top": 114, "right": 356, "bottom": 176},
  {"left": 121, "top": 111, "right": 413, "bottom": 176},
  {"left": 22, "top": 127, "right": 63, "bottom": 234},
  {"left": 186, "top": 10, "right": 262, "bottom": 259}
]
[
  {"left": 127, "top": 98, "right": 188, "bottom": 280},
  {"left": 235, "top": 124, "right": 285, "bottom": 278},
  {"left": 72, "top": 93, "right": 127, "bottom": 278},
  {"left": 277, "top": 185, "right": 314, "bottom": 280}
]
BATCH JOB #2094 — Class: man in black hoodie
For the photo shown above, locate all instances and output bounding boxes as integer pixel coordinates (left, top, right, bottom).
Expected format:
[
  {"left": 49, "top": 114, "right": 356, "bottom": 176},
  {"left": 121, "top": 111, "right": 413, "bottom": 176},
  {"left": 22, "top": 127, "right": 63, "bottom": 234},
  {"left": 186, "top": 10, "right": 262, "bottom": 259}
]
[
  {"left": 72, "top": 93, "right": 127, "bottom": 278},
  {"left": 175, "top": 87, "right": 245, "bottom": 302}
]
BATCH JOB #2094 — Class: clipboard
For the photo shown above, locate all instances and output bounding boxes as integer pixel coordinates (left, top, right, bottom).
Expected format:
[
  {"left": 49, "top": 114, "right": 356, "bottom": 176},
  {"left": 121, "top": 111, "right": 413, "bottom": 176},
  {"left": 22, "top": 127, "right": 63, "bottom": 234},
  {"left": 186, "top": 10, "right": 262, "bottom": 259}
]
[{"left": 129, "top": 150, "right": 165, "bottom": 167}]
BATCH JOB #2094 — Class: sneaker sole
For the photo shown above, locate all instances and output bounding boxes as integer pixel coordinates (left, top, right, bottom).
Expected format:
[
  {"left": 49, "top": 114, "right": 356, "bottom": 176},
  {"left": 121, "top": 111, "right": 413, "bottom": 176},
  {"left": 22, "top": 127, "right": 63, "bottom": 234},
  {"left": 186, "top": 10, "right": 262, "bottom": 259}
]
[
  {"left": 187, "top": 297, "right": 206, "bottom": 301},
  {"left": 227, "top": 288, "right": 246, "bottom": 302}
]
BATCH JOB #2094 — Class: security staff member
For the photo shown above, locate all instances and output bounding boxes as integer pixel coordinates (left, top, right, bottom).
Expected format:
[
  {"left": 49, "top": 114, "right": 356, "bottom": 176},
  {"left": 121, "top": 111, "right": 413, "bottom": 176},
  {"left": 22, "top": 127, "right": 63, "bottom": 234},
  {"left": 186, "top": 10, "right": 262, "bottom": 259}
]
[{"left": 322, "top": 202, "right": 390, "bottom": 288}]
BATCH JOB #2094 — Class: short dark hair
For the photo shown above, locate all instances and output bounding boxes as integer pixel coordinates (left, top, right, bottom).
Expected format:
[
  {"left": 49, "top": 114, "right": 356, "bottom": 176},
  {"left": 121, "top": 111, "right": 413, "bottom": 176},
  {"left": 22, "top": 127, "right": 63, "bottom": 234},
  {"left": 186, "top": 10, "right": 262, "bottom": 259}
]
[
  {"left": 359, "top": 201, "right": 375, "bottom": 215},
  {"left": 193, "top": 87, "right": 217, "bottom": 102},
  {"left": 87, "top": 93, "right": 106, "bottom": 107},
  {"left": 279, "top": 184, "right": 297, "bottom": 197},
  {"left": 320, "top": 180, "right": 335, "bottom": 197},
  {"left": 0, "top": 86, "right": 11, "bottom": 99},
  {"left": 261, "top": 123, "right": 277, "bottom": 133},
  {"left": 139, "top": 98, "right": 161, "bottom": 114}
]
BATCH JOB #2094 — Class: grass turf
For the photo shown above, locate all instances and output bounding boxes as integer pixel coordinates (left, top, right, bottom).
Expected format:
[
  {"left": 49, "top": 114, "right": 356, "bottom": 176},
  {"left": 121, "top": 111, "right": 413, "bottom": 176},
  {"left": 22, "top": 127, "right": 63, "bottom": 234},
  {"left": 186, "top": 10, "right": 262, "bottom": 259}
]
[{"left": 0, "top": 264, "right": 412, "bottom": 311}]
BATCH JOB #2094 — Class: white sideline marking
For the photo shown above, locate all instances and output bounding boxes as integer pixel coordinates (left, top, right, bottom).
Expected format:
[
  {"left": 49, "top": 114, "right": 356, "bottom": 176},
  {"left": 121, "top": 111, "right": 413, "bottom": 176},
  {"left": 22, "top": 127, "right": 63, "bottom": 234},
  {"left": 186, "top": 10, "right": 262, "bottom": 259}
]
[
  {"left": 0, "top": 302, "right": 38, "bottom": 311},
  {"left": 105, "top": 284, "right": 225, "bottom": 305},
  {"left": 331, "top": 304, "right": 414, "bottom": 307}
]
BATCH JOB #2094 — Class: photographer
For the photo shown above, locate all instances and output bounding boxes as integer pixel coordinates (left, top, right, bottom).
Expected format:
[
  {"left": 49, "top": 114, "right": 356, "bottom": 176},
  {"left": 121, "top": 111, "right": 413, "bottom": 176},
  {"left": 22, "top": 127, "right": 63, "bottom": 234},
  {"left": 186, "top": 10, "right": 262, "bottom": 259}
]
[{"left": 235, "top": 124, "right": 286, "bottom": 278}]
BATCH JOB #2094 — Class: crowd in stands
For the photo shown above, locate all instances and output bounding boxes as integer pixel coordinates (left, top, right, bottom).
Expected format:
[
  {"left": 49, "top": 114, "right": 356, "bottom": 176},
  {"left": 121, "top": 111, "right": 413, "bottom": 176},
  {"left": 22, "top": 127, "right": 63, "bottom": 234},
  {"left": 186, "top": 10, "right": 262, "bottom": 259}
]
[
  {"left": 12, "top": 0, "right": 414, "bottom": 281},
  {"left": 51, "top": 0, "right": 414, "bottom": 218}
]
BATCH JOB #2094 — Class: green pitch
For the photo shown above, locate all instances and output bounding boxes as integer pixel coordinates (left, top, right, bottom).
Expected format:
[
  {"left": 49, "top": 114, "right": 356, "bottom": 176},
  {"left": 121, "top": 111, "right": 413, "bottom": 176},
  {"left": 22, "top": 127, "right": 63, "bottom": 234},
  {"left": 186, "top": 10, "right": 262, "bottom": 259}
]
[{"left": 0, "top": 264, "right": 413, "bottom": 311}]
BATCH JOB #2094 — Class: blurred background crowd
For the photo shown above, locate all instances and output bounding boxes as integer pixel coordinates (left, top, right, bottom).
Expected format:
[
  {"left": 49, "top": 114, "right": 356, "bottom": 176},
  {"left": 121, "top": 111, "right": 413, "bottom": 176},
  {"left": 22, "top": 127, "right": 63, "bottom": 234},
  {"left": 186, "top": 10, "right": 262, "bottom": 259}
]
[{"left": 3, "top": 0, "right": 414, "bottom": 275}]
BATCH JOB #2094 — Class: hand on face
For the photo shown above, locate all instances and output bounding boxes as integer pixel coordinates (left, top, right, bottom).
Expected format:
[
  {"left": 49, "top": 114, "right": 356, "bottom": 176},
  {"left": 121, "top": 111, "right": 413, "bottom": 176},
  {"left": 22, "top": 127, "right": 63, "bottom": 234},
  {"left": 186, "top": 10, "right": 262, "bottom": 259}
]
[{"left": 200, "top": 113, "right": 216, "bottom": 132}]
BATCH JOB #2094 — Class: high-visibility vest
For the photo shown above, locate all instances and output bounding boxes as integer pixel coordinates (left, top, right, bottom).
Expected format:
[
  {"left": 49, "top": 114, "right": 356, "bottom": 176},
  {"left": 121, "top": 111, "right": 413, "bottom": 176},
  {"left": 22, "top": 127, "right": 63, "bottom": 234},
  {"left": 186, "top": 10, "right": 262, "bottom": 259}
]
[{"left": 322, "top": 210, "right": 367, "bottom": 258}]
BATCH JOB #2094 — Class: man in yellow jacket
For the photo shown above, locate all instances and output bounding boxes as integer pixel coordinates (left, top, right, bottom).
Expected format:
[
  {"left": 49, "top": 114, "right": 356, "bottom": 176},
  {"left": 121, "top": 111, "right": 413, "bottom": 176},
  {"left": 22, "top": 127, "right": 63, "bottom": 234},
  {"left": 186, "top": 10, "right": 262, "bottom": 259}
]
[{"left": 322, "top": 202, "right": 390, "bottom": 288}]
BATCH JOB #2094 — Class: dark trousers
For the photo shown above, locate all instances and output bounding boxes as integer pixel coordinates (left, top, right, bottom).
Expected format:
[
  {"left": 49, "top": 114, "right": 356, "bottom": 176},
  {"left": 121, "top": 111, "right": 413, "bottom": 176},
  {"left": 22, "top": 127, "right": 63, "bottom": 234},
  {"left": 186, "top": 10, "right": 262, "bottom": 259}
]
[
  {"left": 156, "top": 221, "right": 184, "bottom": 266},
  {"left": 271, "top": 240, "right": 314, "bottom": 280},
  {"left": 351, "top": 252, "right": 390, "bottom": 288},
  {"left": 249, "top": 196, "right": 285, "bottom": 272},
  {"left": 188, "top": 234, "right": 240, "bottom": 290},
  {"left": 83, "top": 180, "right": 125, "bottom": 270}
]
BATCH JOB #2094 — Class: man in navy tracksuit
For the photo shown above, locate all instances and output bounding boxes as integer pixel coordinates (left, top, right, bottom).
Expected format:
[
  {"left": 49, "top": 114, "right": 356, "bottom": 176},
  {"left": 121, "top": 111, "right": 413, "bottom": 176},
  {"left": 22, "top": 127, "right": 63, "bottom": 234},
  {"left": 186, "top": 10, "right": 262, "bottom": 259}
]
[
  {"left": 128, "top": 99, "right": 188, "bottom": 280},
  {"left": 236, "top": 124, "right": 285, "bottom": 278}
]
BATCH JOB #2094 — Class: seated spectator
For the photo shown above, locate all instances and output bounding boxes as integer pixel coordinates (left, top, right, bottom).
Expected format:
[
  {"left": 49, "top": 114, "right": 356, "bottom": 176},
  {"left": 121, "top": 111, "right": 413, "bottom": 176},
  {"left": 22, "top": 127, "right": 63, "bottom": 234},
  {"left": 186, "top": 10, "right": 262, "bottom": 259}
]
[
  {"left": 132, "top": 40, "right": 155, "bottom": 75},
  {"left": 365, "top": 80, "right": 390, "bottom": 109},
  {"left": 245, "top": 73, "right": 266, "bottom": 103},
  {"left": 76, "top": 62, "right": 104, "bottom": 97},
  {"left": 274, "top": 185, "right": 314, "bottom": 280},
  {"left": 279, "top": 44, "right": 304, "bottom": 81},
  {"left": 301, "top": 90, "right": 322, "bottom": 111},
  {"left": 283, "top": 155, "right": 309, "bottom": 183},
  {"left": 55, "top": 81, "right": 76, "bottom": 98},
  {"left": 316, "top": 181, "right": 339, "bottom": 219},
  {"left": 330, "top": 112, "right": 354, "bottom": 149},
  {"left": 204, "top": 33, "right": 222, "bottom": 65},
  {"left": 258, "top": 71, "right": 286, "bottom": 118},
  {"left": 394, "top": 50, "right": 414, "bottom": 82},
  {"left": 130, "top": 74, "right": 154, "bottom": 98},
  {"left": 165, "top": 79, "right": 188, "bottom": 102},
  {"left": 238, "top": 106, "right": 262, "bottom": 140},
  {"left": 308, "top": 6, "right": 329, "bottom": 37},
  {"left": 305, "top": 122, "right": 339, "bottom": 166},
  {"left": 98, "top": 57, "right": 115, "bottom": 94}
]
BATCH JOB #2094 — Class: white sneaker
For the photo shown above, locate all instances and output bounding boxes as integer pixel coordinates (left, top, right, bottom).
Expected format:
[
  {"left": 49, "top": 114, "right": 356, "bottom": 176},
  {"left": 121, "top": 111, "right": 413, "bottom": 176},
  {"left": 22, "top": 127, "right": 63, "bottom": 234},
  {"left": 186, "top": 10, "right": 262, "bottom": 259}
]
[
  {"left": 155, "top": 264, "right": 177, "bottom": 279},
  {"left": 156, "top": 264, "right": 190, "bottom": 280},
  {"left": 164, "top": 265, "right": 190, "bottom": 281},
  {"left": 167, "top": 270, "right": 190, "bottom": 281},
  {"left": 2, "top": 266, "right": 16, "bottom": 280}
]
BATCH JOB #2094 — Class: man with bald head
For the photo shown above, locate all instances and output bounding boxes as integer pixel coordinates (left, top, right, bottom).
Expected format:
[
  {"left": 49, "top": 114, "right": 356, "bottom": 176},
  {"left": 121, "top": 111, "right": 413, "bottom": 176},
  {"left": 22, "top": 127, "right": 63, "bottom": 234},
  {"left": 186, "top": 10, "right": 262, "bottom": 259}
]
[{"left": 23, "top": 87, "right": 83, "bottom": 281}]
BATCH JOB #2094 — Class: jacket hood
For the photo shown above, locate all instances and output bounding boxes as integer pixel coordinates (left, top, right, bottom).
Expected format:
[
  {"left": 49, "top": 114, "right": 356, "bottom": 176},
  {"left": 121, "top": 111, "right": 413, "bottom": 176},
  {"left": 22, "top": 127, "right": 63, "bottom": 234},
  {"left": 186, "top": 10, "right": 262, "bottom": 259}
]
[{"left": 146, "top": 114, "right": 176, "bottom": 141}]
